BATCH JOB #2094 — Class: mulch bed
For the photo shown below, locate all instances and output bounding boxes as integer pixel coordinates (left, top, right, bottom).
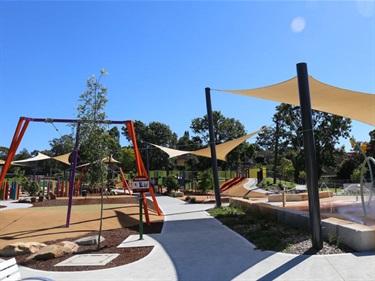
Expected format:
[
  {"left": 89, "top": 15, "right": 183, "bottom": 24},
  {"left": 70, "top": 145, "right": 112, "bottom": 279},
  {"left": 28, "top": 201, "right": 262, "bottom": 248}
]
[{"left": 9, "top": 196, "right": 163, "bottom": 272}]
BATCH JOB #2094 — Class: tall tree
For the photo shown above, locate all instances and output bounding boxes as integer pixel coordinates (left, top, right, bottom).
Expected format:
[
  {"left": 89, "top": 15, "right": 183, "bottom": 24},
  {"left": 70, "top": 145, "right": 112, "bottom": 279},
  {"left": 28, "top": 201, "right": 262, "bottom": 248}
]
[
  {"left": 48, "top": 134, "right": 75, "bottom": 175},
  {"left": 74, "top": 69, "right": 110, "bottom": 187},
  {"left": 121, "top": 120, "right": 177, "bottom": 170},
  {"left": 190, "top": 110, "right": 246, "bottom": 143},
  {"left": 256, "top": 103, "right": 352, "bottom": 180},
  {"left": 0, "top": 146, "right": 9, "bottom": 160},
  {"left": 190, "top": 110, "right": 247, "bottom": 170},
  {"left": 74, "top": 69, "right": 109, "bottom": 249},
  {"left": 119, "top": 146, "right": 136, "bottom": 173}
]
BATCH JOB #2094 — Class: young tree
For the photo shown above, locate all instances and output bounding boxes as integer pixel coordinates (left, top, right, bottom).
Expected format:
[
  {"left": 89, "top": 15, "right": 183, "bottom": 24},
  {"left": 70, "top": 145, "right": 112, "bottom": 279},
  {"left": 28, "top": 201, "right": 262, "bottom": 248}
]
[
  {"left": 277, "top": 157, "right": 295, "bottom": 183},
  {"left": 74, "top": 69, "right": 109, "bottom": 249},
  {"left": 75, "top": 69, "right": 109, "bottom": 188}
]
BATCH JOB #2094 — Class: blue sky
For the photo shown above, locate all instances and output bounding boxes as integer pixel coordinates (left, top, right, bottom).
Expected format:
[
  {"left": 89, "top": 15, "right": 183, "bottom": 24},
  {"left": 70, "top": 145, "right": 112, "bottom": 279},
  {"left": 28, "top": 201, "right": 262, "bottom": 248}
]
[{"left": 0, "top": 0, "right": 374, "bottom": 155}]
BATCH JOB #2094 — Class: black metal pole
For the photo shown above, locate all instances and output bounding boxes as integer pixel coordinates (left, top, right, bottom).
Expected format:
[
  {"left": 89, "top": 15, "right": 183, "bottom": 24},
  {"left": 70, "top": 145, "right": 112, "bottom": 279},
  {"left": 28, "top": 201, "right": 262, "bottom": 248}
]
[
  {"left": 66, "top": 123, "right": 80, "bottom": 227},
  {"left": 273, "top": 120, "right": 279, "bottom": 185},
  {"left": 296, "top": 62, "right": 323, "bottom": 250},
  {"left": 205, "top": 87, "right": 222, "bottom": 207}
]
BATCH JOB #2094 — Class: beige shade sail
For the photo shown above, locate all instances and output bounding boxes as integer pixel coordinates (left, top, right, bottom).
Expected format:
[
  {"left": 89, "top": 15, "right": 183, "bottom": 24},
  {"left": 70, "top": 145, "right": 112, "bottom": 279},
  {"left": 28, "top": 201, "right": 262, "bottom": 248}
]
[
  {"left": 150, "top": 128, "right": 263, "bottom": 161},
  {"left": 52, "top": 152, "right": 72, "bottom": 166},
  {"left": 218, "top": 76, "right": 375, "bottom": 126},
  {"left": 11, "top": 152, "right": 51, "bottom": 164},
  {"left": 191, "top": 129, "right": 262, "bottom": 161},
  {"left": 102, "top": 156, "right": 120, "bottom": 163},
  {"left": 150, "top": 144, "right": 191, "bottom": 158}
]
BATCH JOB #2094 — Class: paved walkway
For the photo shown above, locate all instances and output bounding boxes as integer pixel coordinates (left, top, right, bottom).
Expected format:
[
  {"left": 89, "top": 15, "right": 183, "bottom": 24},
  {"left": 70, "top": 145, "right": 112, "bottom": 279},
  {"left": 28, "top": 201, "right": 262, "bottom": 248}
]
[{"left": 3, "top": 196, "right": 375, "bottom": 280}]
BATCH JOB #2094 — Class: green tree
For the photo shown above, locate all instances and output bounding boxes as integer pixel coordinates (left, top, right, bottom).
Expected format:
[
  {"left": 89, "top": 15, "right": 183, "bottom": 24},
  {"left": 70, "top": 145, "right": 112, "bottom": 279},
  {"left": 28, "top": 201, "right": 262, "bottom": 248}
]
[
  {"left": 0, "top": 146, "right": 8, "bottom": 160},
  {"left": 49, "top": 134, "right": 75, "bottom": 156},
  {"left": 165, "top": 175, "right": 179, "bottom": 193},
  {"left": 74, "top": 69, "right": 109, "bottom": 249},
  {"left": 197, "top": 170, "right": 214, "bottom": 194},
  {"left": 121, "top": 120, "right": 178, "bottom": 171},
  {"left": 106, "top": 127, "right": 122, "bottom": 160},
  {"left": 119, "top": 147, "right": 136, "bottom": 173},
  {"left": 277, "top": 157, "right": 295, "bottom": 183},
  {"left": 74, "top": 69, "right": 110, "bottom": 188},
  {"left": 256, "top": 103, "right": 352, "bottom": 180},
  {"left": 48, "top": 134, "right": 75, "bottom": 176},
  {"left": 190, "top": 111, "right": 247, "bottom": 170},
  {"left": 351, "top": 167, "right": 367, "bottom": 183}
]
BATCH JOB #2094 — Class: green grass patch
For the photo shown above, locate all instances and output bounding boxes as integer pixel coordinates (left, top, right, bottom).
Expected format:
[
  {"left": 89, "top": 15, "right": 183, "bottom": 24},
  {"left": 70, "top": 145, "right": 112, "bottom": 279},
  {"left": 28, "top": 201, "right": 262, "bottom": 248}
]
[{"left": 208, "top": 205, "right": 310, "bottom": 252}]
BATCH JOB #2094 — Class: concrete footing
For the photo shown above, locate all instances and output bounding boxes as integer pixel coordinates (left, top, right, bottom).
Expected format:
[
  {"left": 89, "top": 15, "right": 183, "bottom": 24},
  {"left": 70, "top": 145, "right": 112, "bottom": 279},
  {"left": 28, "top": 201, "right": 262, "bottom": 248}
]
[{"left": 230, "top": 198, "right": 375, "bottom": 251}]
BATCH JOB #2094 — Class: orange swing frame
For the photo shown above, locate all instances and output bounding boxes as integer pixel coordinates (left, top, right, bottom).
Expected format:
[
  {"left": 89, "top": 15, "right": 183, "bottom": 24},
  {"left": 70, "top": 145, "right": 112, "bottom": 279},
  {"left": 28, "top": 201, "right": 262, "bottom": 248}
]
[{"left": 0, "top": 117, "right": 162, "bottom": 226}]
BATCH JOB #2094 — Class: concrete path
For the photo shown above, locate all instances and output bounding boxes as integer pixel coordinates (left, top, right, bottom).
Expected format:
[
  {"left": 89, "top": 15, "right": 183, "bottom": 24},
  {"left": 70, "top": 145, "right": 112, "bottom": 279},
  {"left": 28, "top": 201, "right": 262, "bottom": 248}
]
[{"left": 5, "top": 196, "right": 375, "bottom": 280}]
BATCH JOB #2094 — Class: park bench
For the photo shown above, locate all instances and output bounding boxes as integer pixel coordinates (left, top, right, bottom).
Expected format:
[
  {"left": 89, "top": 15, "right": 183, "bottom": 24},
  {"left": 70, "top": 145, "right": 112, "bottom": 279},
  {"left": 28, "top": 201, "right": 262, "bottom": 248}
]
[{"left": 0, "top": 258, "right": 54, "bottom": 281}]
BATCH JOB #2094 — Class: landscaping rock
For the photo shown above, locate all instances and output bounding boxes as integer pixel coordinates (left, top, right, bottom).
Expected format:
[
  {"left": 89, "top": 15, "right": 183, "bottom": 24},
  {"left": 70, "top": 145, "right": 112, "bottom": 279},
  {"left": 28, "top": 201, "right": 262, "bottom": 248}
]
[
  {"left": 0, "top": 242, "right": 47, "bottom": 257},
  {"left": 28, "top": 244, "right": 66, "bottom": 261},
  {"left": 74, "top": 235, "right": 105, "bottom": 246},
  {"left": 56, "top": 241, "right": 79, "bottom": 253},
  {"left": 18, "top": 198, "right": 31, "bottom": 203}
]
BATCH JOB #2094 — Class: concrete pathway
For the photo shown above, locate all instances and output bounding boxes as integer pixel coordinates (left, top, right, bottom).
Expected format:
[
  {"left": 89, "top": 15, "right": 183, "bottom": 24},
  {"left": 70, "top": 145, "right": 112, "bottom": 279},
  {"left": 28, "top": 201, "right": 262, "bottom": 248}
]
[{"left": 4, "top": 196, "right": 375, "bottom": 280}]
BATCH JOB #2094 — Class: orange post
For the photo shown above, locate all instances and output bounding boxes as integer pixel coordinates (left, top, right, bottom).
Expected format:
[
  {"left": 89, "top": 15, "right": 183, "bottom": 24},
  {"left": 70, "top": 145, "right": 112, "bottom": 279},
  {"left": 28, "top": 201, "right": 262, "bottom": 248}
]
[{"left": 0, "top": 117, "right": 30, "bottom": 188}]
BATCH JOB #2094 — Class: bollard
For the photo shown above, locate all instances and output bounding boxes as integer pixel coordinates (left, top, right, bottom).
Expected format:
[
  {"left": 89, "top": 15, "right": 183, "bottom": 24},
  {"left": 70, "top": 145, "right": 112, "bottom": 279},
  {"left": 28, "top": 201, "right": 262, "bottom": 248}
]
[
  {"left": 139, "top": 196, "right": 144, "bottom": 240},
  {"left": 282, "top": 191, "right": 286, "bottom": 208}
]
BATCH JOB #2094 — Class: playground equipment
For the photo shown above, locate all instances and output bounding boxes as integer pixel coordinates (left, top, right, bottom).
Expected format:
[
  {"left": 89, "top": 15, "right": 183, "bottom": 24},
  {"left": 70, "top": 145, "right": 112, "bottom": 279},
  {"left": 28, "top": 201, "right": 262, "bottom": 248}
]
[
  {"left": 350, "top": 138, "right": 375, "bottom": 217},
  {"left": 360, "top": 156, "right": 375, "bottom": 217},
  {"left": 0, "top": 116, "right": 162, "bottom": 227}
]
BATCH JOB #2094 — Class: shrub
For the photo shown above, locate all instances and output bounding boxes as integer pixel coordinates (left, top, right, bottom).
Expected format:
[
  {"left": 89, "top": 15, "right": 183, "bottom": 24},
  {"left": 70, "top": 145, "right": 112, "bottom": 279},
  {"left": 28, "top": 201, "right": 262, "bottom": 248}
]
[
  {"left": 23, "top": 180, "right": 40, "bottom": 196},
  {"left": 189, "top": 197, "right": 196, "bottom": 203},
  {"left": 165, "top": 175, "right": 179, "bottom": 194}
]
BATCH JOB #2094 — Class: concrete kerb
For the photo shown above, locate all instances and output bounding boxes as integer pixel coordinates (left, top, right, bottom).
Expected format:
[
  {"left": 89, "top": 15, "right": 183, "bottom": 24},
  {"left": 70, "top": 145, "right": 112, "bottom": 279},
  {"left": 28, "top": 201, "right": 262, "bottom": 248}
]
[
  {"left": 2, "top": 195, "right": 375, "bottom": 281},
  {"left": 230, "top": 197, "right": 375, "bottom": 251}
]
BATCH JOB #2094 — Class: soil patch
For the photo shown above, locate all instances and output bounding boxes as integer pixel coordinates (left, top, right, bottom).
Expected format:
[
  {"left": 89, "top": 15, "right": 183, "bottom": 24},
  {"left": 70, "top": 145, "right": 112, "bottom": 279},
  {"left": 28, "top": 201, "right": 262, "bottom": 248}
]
[{"left": 1, "top": 196, "right": 163, "bottom": 272}]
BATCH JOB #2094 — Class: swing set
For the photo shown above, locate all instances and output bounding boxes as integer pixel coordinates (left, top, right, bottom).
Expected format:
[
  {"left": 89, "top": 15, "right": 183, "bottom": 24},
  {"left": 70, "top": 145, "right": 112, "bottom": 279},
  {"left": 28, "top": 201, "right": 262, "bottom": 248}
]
[{"left": 0, "top": 116, "right": 162, "bottom": 227}]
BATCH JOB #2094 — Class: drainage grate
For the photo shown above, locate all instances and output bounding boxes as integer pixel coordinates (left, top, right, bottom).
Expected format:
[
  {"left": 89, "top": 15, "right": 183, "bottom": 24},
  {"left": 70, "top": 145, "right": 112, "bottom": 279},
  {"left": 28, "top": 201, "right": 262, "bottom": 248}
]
[{"left": 54, "top": 254, "right": 119, "bottom": 266}]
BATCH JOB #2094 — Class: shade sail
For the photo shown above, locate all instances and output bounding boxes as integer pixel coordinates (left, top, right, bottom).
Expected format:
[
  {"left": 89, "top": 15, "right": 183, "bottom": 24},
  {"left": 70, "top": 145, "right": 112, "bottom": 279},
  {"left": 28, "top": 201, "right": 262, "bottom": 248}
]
[
  {"left": 218, "top": 76, "right": 375, "bottom": 126},
  {"left": 102, "top": 156, "right": 120, "bottom": 163},
  {"left": 150, "top": 128, "right": 262, "bottom": 161},
  {"left": 150, "top": 144, "right": 191, "bottom": 158},
  {"left": 52, "top": 152, "right": 72, "bottom": 165},
  {"left": 12, "top": 152, "right": 51, "bottom": 163},
  {"left": 191, "top": 130, "right": 262, "bottom": 161}
]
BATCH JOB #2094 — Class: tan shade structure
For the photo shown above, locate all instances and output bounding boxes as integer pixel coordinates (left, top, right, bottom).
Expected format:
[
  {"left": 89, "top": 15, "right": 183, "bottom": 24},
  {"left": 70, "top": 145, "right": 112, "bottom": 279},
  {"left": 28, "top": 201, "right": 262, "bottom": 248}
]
[
  {"left": 52, "top": 152, "right": 72, "bottom": 165},
  {"left": 150, "top": 129, "right": 263, "bottom": 161},
  {"left": 150, "top": 144, "right": 191, "bottom": 158},
  {"left": 191, "top": 129, "right": 262, "bottom": 161},
  {"left": 102, "top": 156, "right": 120, "bottom": 163},
  {"left": 11, "top": 152, "right": 51, "bottom": 164},
  {"left": 218, "top": 76, "right": 375, "bottom": 126}
]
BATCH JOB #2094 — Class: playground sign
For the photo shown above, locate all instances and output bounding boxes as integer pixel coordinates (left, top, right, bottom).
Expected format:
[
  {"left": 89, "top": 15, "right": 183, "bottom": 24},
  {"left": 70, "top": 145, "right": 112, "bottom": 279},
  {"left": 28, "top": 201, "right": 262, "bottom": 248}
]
[{"left": 132, "top": 176, "right": 149, "bottom": 193}]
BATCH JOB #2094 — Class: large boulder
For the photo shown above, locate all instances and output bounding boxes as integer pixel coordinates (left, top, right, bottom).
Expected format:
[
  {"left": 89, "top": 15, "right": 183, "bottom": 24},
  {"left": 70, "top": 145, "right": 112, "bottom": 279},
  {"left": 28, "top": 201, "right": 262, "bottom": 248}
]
[
  {"left": 28, "top": 244, "right": 66, "bottom": 261},
  {"left": 0, "top": 242, "right": 47, "bottom": 257},
  {"left": 56, "top": 241, "right": 79, "bottom": 253},
  {"left": 27, "top": 241, "right": 79, "bottom": 261}
]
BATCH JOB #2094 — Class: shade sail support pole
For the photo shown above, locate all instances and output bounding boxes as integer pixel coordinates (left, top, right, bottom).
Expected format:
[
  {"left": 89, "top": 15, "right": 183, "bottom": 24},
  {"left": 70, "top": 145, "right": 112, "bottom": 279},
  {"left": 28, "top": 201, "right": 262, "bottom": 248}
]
[
  {"left": 296, "top": 62, "right": 323, "bottom": 250},
  {"left": 205, "top": 87, "right": 221, "bottom": 207},
  {"left": 66, "top": 123, "right": 81, "bottom": 227}
]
